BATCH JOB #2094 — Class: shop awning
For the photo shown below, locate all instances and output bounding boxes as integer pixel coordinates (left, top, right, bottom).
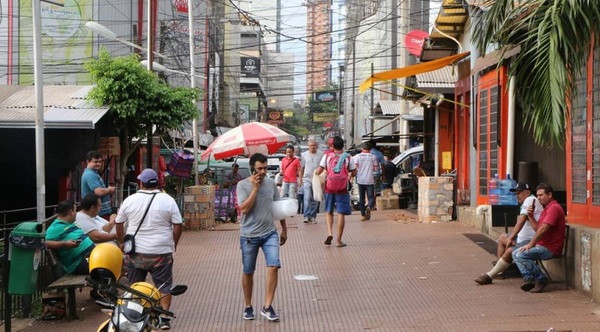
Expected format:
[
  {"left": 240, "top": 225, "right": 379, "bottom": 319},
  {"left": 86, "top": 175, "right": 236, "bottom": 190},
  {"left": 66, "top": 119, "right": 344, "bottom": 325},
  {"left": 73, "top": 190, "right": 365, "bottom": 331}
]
[
  {"left": 359, "top": 52, "right": 470, "bottom": 93},
  {"left": 377, "top": 100, "right": 404, "bottom": 115},
  {"left": 0, "top": 85, "right": 109, "bottom": 129}
]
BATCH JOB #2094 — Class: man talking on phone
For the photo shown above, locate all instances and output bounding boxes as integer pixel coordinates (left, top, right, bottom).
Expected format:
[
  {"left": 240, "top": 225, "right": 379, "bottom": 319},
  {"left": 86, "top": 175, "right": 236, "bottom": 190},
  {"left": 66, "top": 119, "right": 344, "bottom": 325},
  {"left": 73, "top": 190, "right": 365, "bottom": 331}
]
[
  {"left": 237, "top": 153, "right": 287, "bottom": 322},
  {"left": 46, "top": 200, "right": 95, "bottom": 275}
]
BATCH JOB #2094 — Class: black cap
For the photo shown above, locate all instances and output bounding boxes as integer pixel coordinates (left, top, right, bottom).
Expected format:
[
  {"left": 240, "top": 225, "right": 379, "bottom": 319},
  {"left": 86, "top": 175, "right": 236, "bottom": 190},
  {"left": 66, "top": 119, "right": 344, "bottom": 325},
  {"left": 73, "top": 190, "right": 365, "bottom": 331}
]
[{"left": 509, "top": 182, "right": 530, "bottom": 192}]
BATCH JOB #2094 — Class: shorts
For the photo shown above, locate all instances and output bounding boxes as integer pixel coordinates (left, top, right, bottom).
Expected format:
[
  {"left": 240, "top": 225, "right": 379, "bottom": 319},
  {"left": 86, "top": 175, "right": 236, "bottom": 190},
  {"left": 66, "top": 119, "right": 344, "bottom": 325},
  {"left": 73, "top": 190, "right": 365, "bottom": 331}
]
[
  {"left": 240, "top": 231, "right": 281, "bottom": 274},
  {"left": 127, "top": 253, "right": 174, "bottom": 294},
  {"left": 324, "top": 193, "right": 352, "bottom": 215}
]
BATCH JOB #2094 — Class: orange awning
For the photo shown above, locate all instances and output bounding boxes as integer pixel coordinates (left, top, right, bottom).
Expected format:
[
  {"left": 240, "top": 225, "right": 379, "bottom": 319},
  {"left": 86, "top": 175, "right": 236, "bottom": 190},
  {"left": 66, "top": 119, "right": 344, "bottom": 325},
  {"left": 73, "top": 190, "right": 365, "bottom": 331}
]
[{"left": 359, "top": 52, "right": 470, "bottom": 93}]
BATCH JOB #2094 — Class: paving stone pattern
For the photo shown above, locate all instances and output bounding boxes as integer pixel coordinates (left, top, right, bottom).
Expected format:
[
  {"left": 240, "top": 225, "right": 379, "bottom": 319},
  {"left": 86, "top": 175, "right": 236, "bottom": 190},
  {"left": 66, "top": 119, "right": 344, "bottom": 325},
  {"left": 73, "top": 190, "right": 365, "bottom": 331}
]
[{"left": 20, "top": 209, "right": 600, "bottom": 331}]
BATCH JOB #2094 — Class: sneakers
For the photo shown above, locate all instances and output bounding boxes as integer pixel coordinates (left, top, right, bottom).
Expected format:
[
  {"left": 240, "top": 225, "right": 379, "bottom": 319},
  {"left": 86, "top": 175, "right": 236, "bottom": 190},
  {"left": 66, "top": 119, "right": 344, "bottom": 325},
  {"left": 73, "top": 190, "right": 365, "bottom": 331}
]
[
  {"left": 520, "top": 281, "right": 536, "bottom": 292},
  {"left": 309, "top": 217, "right": 317, "bottom": 224},
  {"left": 365, "top": 207, "right": 371, "bottom": 220},
  {"left": 303, "top": 219, "right": 309, "bottom": 224},
  {"left": 260, "top": 305, "right": 280, "bottom": 322},
  {"left": 474, "top": 274, "right": 492, "bottom": 285},
  {"left": 360, "top": 216, "right": 367, "bottom": 221},
  {"left": 243, "top": 306, "right": 255, "bottom": 320},
  {"left": 529, "top": 279, "right": 549, "bottom": 293}
]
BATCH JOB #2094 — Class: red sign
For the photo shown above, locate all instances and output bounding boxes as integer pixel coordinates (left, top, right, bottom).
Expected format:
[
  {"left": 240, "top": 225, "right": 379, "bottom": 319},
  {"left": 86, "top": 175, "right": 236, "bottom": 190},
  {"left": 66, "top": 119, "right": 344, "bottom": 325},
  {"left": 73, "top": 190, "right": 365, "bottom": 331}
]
[
  {"left": 323, "top": 122, "right": 333, "bottom": 128},
  {"left": 172, "top": 0, "right": 188, "bottom": 14},
  {"left": 405, "top": 30, "right": 429, "bottom": 56}
]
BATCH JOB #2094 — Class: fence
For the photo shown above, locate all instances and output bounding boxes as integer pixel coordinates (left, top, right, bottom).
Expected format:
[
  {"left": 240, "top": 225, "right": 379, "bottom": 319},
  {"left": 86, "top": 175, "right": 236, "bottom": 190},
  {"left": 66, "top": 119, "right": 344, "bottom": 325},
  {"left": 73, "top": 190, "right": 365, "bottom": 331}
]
[{"left": 0, "top": 206, "right": 57, "bottom": 331}]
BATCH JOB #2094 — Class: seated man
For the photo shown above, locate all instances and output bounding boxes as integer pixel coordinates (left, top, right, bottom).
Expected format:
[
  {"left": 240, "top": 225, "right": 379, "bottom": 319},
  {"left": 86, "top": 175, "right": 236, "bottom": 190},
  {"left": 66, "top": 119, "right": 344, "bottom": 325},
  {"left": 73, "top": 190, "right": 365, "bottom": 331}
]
[
  {"left": 45, "top": 200, "right": 95, "bottom": 275},
  {"left": 513, "top": 183, "right": 566, "bottom": 293},
  {"left": 475, "top": 182, "right": 543, "bottom": 285},
  {"left": 75, "top": 193, "right": 117, "bottom": 243}
]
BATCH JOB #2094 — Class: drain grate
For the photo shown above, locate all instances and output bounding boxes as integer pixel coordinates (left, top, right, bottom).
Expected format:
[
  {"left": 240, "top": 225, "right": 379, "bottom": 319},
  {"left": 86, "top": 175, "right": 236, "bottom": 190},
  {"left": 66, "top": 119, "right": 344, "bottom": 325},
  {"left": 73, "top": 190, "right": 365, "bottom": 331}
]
[{"left": 463, "top": 233, "right": 497, "bottom": 255}]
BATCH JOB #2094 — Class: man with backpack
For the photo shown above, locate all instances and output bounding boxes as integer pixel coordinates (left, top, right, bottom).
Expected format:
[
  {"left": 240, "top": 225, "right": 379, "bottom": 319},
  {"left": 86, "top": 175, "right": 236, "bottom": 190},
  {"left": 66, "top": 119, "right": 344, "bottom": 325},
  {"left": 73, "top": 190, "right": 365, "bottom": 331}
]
[{"left": 315, "top": 136, "right": 357, "bottom": 247}]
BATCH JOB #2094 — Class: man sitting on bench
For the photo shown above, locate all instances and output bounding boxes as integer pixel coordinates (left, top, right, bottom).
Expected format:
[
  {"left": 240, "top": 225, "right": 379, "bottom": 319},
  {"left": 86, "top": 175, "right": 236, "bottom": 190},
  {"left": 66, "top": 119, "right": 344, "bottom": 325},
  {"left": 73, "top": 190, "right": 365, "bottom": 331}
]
[
  {"left": 75, "top": 193, "right": 118, "bottom": 244},
  {"left": 46, "top": 200, "right": 95, "bottom": 275},
  {"left": 474, "top": 182, "right": 544, "bottom": 285},
  {"left": 513, "top": 183, "right": 566, "bottom": 293}
]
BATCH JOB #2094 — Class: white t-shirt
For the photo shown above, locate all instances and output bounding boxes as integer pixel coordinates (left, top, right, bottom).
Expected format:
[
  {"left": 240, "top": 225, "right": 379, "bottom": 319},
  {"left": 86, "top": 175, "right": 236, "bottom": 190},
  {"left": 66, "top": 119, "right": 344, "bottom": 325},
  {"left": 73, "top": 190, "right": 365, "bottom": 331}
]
[
  {"left": 116, "top": 189, "right": 183, "bottom": 254},
  {"left": 75, "top": 211, "right": 115, "bottom": 235},
  {"left": 352, "top": 152, "right": 378, "bottom": 185},
  {"left": 301, "top": 150, "right": 324, "bottom": 182},
  {"left": 517, "top": 195, "right": 544, "bottom": 243}
]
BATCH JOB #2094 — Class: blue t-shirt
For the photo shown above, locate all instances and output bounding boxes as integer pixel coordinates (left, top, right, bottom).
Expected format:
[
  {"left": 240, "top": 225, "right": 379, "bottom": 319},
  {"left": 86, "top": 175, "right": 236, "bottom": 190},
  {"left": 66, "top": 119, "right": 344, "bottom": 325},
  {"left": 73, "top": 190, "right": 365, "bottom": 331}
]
[
  {"left": 81, "top": 168, "right": 111, "bottom": 216},
  {"left": 370, "top": 148, "right": 384, "bottom": 174},
  {"left": 45, "top": 219, "right": 94, "bottom": 274}
]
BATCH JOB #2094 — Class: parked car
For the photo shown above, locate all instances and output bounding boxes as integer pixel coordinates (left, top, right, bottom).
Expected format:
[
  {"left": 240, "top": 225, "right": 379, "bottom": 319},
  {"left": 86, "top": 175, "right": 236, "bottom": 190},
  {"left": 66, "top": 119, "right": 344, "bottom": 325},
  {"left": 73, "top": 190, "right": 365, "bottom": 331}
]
[{"left": 350, "top": 145, "right": 424, "bottom": 210}]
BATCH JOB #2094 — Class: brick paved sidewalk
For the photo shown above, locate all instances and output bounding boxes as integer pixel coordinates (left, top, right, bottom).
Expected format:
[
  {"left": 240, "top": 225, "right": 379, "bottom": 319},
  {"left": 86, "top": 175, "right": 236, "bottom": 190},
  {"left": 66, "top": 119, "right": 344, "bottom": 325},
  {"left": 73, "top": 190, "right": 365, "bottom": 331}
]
[{"left": 16, "top": 209, "right": 600, "bottom": 331}]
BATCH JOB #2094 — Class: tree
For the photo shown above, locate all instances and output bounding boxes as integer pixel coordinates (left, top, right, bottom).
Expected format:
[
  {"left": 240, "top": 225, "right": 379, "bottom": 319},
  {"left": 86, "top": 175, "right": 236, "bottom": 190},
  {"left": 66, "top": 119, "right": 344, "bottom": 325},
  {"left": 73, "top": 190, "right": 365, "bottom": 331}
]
[
  {"left": 472, "top": 0, "right": 600, "bottom": 147},
  {"left": 85, "top": 49, "right": 199, "bottom": 203}
]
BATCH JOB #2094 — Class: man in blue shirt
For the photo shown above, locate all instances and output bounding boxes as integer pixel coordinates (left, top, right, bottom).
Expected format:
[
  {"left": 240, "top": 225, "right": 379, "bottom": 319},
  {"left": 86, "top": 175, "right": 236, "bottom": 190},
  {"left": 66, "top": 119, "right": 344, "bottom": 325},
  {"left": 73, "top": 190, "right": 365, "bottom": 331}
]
[{"left": 81, "top": 151, "right": 115, "bottom": 219}]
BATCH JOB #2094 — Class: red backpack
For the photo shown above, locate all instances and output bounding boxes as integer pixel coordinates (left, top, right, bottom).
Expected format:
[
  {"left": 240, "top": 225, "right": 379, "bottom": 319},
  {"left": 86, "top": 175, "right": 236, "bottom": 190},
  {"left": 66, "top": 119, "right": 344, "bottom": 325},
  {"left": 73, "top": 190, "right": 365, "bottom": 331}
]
[{"left": 325, "top": 152, "right": 350, "bottom": 193}]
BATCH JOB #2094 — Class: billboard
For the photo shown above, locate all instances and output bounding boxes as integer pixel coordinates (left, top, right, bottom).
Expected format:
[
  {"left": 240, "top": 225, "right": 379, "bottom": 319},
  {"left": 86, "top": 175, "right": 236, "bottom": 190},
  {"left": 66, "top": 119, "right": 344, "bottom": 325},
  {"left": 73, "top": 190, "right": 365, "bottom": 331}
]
[
  {"left": 313, "top": 91, "right": 337, "bottom": 103},
  {"left": 313, "top": 113, "right": 337, "bottom": 122},
  {"left": 267, "top": 110, "right": 283, "bottom": 124},
  {"left": 241, "top": 57, "right": 260, "bottom": 77}
]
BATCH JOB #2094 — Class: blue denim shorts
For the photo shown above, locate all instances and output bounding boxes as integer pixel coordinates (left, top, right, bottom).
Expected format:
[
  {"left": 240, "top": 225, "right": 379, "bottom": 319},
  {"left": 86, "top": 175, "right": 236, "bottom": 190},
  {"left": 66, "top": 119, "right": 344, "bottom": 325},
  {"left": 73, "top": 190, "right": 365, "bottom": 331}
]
[
  {"left": 324, "top": 193, "right": 352, "bottom": 215},
  {"left": 240, "top": 230, "right": 281, "bottom": 274}
]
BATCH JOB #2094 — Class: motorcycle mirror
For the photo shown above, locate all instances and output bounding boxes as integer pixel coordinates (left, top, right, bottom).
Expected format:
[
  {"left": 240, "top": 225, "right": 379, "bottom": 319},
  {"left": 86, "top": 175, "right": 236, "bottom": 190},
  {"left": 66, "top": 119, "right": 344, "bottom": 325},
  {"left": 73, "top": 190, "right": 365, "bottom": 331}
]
[{"left": 170, "top": 285, "right": 188, "bottom": 296}]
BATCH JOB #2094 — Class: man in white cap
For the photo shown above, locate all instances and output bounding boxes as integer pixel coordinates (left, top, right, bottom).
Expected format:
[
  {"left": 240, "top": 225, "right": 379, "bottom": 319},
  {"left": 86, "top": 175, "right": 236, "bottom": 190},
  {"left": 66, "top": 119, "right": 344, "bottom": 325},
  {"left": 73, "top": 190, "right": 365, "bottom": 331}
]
[
  {"left": 116, "top": 168, "right": 183, "bottom": 329},
  {"left": 474, "top": 182, "right": 543, "bottom": 285}
]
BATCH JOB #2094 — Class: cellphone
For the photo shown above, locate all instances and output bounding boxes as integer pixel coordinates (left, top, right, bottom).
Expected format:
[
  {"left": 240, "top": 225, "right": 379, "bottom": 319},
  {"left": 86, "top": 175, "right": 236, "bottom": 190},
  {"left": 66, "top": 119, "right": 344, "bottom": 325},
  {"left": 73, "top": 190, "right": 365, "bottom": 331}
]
[{"left": 251, "top": 168, "right": 256, "bottom": 175}]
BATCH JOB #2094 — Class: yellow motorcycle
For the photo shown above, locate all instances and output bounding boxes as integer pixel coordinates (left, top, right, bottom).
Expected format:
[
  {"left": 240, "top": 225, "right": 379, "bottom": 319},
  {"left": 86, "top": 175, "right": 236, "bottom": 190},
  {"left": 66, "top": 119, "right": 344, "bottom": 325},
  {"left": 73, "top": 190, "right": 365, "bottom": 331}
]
[{"left": 87, "top": 243, "right": 188, "bottom": 332}]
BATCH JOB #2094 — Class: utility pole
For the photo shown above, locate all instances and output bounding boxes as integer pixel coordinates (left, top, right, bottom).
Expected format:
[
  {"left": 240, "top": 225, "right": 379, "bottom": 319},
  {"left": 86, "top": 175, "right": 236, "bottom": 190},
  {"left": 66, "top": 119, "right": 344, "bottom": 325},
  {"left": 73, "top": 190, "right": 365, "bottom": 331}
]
[{"left": 146, "top": 0, "right": 155, "bottom": 169}]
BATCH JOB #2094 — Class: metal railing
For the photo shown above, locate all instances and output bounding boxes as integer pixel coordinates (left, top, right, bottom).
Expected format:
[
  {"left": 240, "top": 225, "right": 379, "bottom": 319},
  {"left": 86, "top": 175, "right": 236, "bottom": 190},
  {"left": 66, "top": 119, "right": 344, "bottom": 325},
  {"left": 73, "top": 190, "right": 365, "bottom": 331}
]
[{"left": 1, "top": 206, "right": 58, "bottom": 331}]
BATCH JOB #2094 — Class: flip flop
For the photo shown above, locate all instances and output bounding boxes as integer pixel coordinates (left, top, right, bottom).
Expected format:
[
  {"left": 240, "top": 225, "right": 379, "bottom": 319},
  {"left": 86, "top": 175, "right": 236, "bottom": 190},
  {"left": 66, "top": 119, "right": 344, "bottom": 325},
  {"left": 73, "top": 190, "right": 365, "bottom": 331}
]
[
  {"left": 335, "top": 243, "right": 347, "bottom": 247},
  {"left": 324, "top": 235, "right": 333, "bottom": 245}
]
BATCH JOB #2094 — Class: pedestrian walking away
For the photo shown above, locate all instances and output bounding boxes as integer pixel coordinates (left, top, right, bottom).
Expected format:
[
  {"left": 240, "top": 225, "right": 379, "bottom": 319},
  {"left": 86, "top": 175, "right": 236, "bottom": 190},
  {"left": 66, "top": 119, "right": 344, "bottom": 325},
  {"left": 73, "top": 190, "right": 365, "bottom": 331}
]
[
  {"left": 315, "top": 136, "right": 356, "bottom": 247},
  {"left": 512, "top": 183, "right": 566, "bottom": 293},
  {"left": 115, "top": 168, "right": 183, "bottom": 329},
  {"left": 474, "top": 182, "right": 543, "bottom": 285},
  {"left": 237, "top": 153, "right": 288, "bottom": 322},
  {"left": 299, "top": 139, "right": 324, "bottom": 224},
  {"left": 352, "top": 141, "right": 379, "bottom": 221}
]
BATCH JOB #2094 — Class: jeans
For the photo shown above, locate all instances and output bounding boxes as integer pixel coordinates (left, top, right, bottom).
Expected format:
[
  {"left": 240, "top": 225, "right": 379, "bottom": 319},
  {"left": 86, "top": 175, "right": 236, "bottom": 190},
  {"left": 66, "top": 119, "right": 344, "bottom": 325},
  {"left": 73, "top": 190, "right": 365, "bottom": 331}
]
[
  {"left": 281, "top": 182, "right": 297, "bottom": 198},
  {"left": 512, "top": 245, "right": 554, "bottom": 282},
  {"left": 240, "top": 231, "right": 281, "bottom": 274},
  {"left": 303, "top": 181, "right": 319, "bottom": 219},
  {"left": 358, "top": 184, "right": 375, "bottom": 216}
]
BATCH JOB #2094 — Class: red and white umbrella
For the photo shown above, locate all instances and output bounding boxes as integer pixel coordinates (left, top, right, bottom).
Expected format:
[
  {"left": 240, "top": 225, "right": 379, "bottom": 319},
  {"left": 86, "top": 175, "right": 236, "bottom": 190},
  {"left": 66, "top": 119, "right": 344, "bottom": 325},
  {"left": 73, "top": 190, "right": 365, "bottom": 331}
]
[{"left": 201, "top": 122, "right": 291, "bottom": 160}]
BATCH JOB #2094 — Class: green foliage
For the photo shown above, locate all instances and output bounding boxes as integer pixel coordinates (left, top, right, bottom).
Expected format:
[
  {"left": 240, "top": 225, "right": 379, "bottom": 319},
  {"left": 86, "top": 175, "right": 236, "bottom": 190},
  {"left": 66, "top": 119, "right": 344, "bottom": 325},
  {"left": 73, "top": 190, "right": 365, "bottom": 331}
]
[
  {"left": 280, "top": 111, "right": 311, "bottom": 137},
  {"left": 85, "top": 49, "right": 199, "bottom": 141},
  {"left": 472, "top": 0, "right": 600, "bottom": 148}
]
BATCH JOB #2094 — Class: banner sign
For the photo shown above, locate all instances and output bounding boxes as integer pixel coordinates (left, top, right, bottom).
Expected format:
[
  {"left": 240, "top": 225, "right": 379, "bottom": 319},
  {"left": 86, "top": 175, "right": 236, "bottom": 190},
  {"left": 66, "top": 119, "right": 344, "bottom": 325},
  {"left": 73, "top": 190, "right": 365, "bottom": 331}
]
[
  {"left": 98, "top": 137, "right": 120, "bottom": 156},
  {"left": 267, "top": 110, "right": 284, "bottom": 124},
  {"left": 313, "top": 91, "right": 337, "bottom": 103},
  {"left": 241, "top": 57, "right": 261, "bottom": 77},
  {"left": 313, "top": 113, "right": 337, "bottom": 122}
]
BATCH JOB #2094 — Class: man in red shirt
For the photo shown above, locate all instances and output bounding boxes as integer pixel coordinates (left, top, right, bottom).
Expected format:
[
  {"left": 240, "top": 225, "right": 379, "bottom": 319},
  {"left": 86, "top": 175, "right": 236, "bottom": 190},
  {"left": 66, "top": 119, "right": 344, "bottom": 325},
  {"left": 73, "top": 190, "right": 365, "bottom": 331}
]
[
  {"left": 512, "top": 183, "right": 566, "bottom": 293},
  {"left": 280, "top": 146, "right": 301, "bottom": 198}
]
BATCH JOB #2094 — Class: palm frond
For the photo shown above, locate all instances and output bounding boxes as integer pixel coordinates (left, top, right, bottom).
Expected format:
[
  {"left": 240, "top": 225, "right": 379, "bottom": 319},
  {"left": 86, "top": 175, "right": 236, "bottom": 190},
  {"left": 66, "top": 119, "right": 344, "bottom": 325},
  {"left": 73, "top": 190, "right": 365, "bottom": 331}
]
[{"left": 471, "top": 0, "right": 600, "bottom": 148}]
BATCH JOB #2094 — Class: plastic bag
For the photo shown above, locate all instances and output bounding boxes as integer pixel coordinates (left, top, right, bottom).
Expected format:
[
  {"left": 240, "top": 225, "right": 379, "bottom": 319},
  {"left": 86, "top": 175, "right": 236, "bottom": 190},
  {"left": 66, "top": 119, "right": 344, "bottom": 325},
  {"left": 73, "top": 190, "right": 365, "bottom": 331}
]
[
  {"left": 274, "top": 173, "right": 283, "bottom": 186},
  {"left": 312, "top": 170, "right": 326, "bottom": 202}
]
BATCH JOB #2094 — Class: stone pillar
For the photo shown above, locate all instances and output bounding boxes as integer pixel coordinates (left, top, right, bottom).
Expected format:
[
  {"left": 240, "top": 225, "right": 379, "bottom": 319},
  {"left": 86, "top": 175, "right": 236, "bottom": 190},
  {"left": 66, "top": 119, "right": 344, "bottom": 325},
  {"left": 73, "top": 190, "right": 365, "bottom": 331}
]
[
  {"left": 183, "top": 185, "right": 215, "bottom": 230},
  {"left": 417, "top": 177, "right": 454, "bottom": 223}
]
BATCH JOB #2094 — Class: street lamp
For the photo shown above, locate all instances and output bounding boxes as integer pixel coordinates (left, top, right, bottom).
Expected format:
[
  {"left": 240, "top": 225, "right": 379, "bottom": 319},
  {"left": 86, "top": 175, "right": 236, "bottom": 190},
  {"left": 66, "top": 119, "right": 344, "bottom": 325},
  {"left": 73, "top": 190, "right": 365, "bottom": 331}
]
[
  {"left": 85, "top": 22, "right": 167, "bottom": 59},
  {"left": 140, "top": 60, "right": 207, "bottom": 79}
]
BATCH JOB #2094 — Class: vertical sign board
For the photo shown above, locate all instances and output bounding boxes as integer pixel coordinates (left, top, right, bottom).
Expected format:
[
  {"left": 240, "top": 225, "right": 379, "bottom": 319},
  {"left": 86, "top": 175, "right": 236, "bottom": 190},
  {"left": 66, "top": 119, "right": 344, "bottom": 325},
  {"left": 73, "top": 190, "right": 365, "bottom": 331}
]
[
  {"left": 241, "top": 57, "right": 261, "bottom": 77},
  {"left": 98, "top": 137, "right": 121, "bottom": 156}
]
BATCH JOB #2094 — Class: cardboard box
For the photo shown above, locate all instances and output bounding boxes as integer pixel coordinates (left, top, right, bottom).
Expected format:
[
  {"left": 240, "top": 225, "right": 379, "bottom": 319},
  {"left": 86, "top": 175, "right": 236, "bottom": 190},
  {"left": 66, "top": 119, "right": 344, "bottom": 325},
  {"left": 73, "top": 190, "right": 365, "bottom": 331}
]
[
  {"left": 42, "top": 293, "right": 66, "bottom": 320},
  {"left": 376, "top": 195, "right": 399, "bottom": 210}
]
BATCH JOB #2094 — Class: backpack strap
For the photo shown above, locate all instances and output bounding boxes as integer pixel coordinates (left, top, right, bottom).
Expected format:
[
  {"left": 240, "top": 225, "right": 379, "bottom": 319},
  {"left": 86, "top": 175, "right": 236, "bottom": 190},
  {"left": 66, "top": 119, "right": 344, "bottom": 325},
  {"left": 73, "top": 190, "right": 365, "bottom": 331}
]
[{"left": 333, "top": 152, "right": 349, "bottom": 173}]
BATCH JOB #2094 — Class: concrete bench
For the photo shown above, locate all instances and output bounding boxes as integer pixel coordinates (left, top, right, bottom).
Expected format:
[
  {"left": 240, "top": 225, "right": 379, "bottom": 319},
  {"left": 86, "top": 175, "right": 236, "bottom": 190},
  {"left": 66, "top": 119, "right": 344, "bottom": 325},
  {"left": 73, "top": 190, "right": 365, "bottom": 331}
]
[{"left": 46, "top": 274, "right": 89, "bottom": 320}]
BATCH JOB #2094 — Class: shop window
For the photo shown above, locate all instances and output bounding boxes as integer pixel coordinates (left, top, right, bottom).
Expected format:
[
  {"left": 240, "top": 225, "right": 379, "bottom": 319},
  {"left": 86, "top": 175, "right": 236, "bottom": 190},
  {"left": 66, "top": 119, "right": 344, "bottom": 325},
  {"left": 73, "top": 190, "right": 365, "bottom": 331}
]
[
  {"left": 572, "top": 61, "right": 588, "bottom": 204},
  {"left": 593, "top": 47, "right": 600, "bottom": 205}
]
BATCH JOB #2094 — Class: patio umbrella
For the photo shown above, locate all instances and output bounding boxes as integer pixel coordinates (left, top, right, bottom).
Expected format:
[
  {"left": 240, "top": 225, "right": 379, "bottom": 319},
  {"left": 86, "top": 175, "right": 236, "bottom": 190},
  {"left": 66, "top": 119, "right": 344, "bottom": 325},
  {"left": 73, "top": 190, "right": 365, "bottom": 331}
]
[{"left": 201, "top": 122, "right": 291, "bottom": 160}]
